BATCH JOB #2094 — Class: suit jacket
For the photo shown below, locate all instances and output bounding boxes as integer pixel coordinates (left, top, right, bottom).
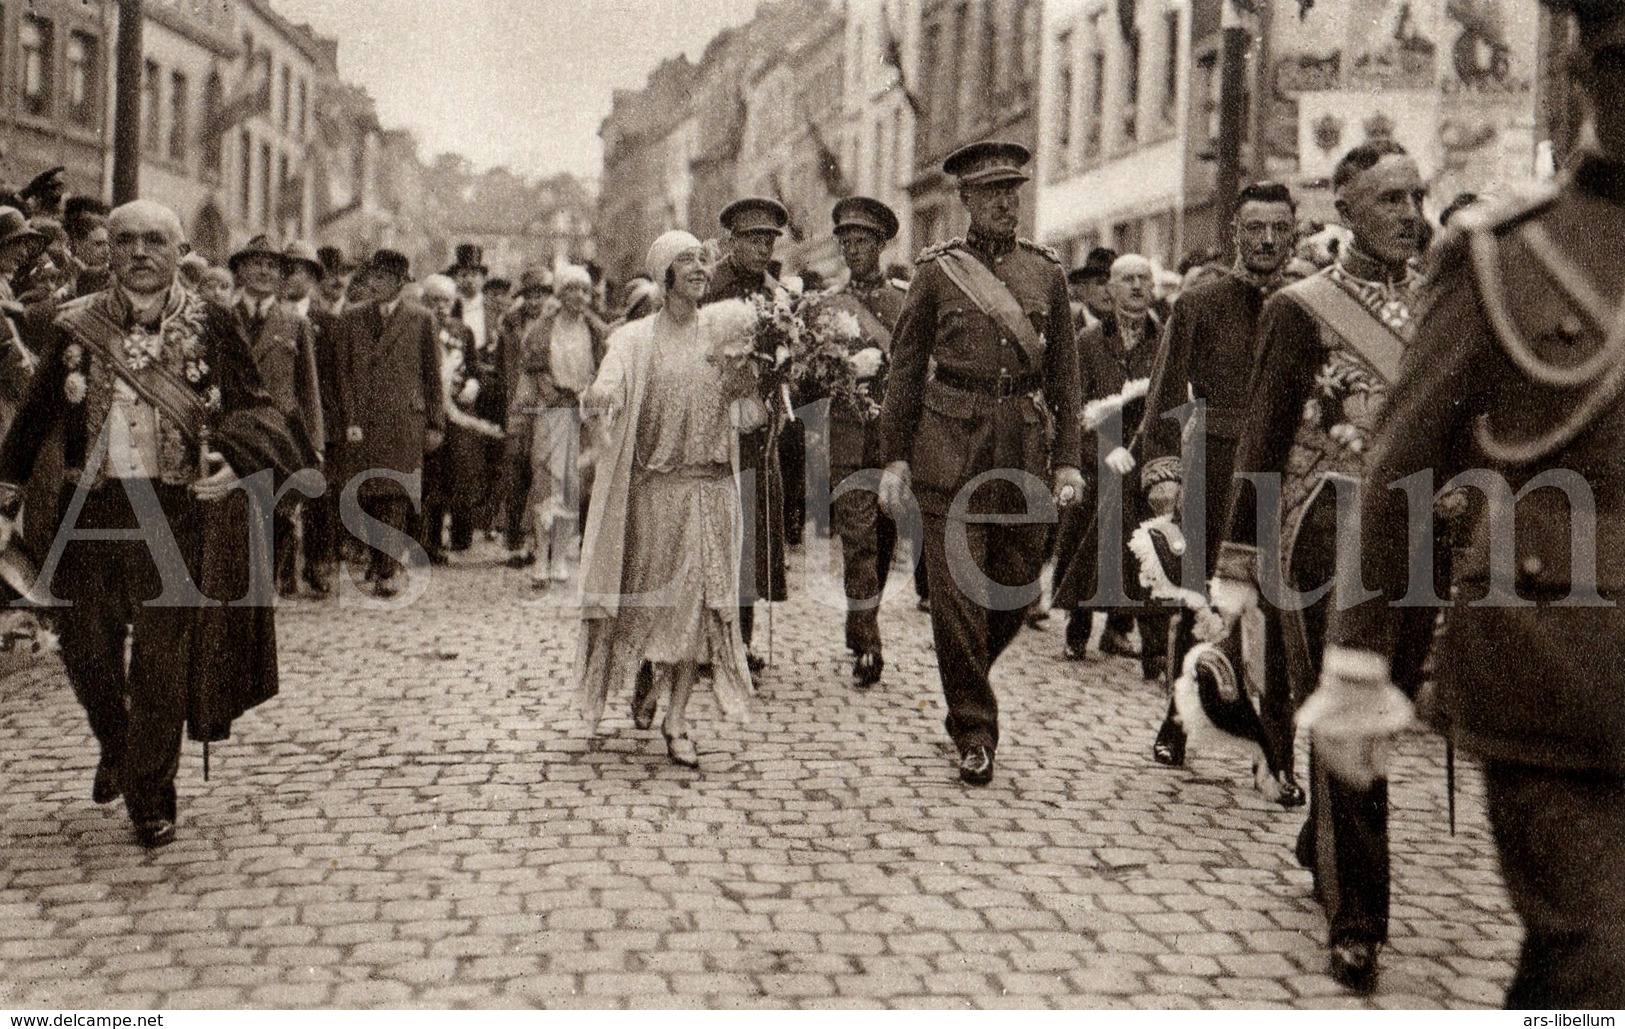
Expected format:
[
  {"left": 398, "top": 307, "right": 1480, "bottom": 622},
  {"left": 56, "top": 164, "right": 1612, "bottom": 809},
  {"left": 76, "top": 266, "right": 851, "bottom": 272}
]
[
  {"left": 331, "top": 296, "right": 443, "bottom": 492},
  {"left": 308, "top": 305, "right": 343, "bottom": 452},
  {"left": 235, "top": 296, "right": 323, "bottom": 467}
]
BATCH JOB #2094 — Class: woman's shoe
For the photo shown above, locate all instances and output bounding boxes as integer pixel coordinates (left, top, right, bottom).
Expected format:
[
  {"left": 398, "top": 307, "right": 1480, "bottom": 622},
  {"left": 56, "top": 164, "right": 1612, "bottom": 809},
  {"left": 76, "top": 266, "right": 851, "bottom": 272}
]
[
  {"left": 664, "top": 730, "right": 699, "bottom": 768},
  {"left": 632, "top": 667, "right": 659, "bottom": 730}
]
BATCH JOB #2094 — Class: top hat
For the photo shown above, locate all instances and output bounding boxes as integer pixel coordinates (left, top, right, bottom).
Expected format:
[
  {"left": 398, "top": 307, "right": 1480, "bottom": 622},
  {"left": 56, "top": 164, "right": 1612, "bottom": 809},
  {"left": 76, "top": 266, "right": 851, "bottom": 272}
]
[
  {"left": 831, "top": 196, "right": 900, "bottom": 241},
  {"left": 19, "top": 167, "right": 65, "bottom": 204},
  {"left": 483, "top": 277, "right": 513, "bottom": 294},
  {"left": 282, "top": 239, "right": 325, "bottom": 280},
  {"left": 942, "top": 141, "right": 1031, "bottom": 187},
  {"left": 0, "top": 207, "right": 48, "bottom": 263},
  {"left": 720, "top": 197, "right": 789, "bottom": 237},
  {"left": 229, "top": 234, "right": 285, "bottom": 275},
  {"left": 446, "top": 243, "right": 487, "bottom": 275},
  {"left": 362, "top": 248, "right": 413, "bottom": 281}
]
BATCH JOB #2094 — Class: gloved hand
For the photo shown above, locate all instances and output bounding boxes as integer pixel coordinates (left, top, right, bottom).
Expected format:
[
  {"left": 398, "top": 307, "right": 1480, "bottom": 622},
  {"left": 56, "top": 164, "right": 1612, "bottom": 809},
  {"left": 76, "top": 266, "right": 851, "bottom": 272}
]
[
  {"left": 1298, "top": 646, "right": 1417, "bottom": 789},
  {"left": 1105, "top": 446, "right": 1135, "bottom": 475},
  {"left": 1052, "top": 465, "right": 1084, "bottom": 508}
]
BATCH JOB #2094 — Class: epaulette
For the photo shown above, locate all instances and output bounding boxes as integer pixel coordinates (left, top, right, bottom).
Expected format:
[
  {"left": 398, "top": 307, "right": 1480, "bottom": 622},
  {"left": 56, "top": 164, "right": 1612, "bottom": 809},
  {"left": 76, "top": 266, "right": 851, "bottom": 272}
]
[
  {"left": 55, "top": 292, "right": 96, "bottom": 317},
  {"left": 916, "top": 237, "right": 965, "bottom": 264},
  {"left": 1018, "top": 237, "right": 1062, "bottom": 265},
  {"left": 1455, "top": 180, "right": 1561, "bottom": 237}
]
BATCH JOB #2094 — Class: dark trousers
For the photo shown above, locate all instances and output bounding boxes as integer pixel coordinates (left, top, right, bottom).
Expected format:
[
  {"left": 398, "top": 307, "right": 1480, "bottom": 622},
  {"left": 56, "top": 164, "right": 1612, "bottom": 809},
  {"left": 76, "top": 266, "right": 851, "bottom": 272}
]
[
  {"left": 54, "top": 481, "right": 198, "bottom": 824},
  {"left": 273, "top": 504, "right": 299, "bottom": 590},
  {"left": 921, "top": 513, "right": 1048, "bottom": 754},
  {"left": 831, "top": 467, "right": 899, "bottom": 655},
  {"left": 301, "top": 470, "right": 336, "bottom": 577},
  {"left": 503, "top": 443, "right": 532, "bottom": 553},
  {"left": 779, "top": 421, "right": 806, "bottom": 546},
  {"left": 1484, "top": 762, "right": 1625, "bottom": 1008},
  {"left": 355, "top": 492, "right": 412, "bottom": 581}
]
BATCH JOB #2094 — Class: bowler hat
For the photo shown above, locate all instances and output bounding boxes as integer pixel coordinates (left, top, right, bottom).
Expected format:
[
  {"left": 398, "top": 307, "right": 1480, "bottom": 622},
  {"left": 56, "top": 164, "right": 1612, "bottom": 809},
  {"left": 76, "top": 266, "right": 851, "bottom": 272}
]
[
  {"left": 362, "top": 248, "right": 412, "bottom": 281},
  {"left": 0, "top": 207, "right": 47, "bottom": 263},
  {"left": 1069, "top": 246, "right": 1119, "bottom": 285},
  {"left": 282, "top": 239, "right": 325, "bottom": 280},
  {"left": 316, "top": 245, "right": 353, "bottom": 277},
  {"left": 446, "top": 243, "right": 487, "bottom": 275},
  {"left": 720, "top": 197, "right": 789, "bottom": 237},
  {"left": 943, "top": 141, "right": 1031, "bottom": 187},
  {"left": 228, "top": 234, "right": 285, "bottom": 275},
  {"left": 832, "top": 196, "right": 900, "bottom": 241}
]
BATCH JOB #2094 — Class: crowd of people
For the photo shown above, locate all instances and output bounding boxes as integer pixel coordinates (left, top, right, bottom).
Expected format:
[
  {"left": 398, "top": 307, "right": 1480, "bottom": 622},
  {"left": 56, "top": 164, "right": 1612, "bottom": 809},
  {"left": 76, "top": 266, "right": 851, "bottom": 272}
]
[{"left": 0, "top": 0, "right": 1620, "bottom": 1011}]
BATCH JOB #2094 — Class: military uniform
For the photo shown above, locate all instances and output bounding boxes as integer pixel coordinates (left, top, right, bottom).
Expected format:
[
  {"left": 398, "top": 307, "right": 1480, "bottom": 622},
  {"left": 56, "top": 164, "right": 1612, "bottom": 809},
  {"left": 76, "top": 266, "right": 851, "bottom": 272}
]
[
  {"left": 1332, "top": 152, "right": 1625, "bottom": 1007},
  {"left": 881, "top": 143, "right": 1082, "bottom": 771},
  {"left": 703, "top": 198, "right": 794, "bottom": 653},
  {"left": 812, "top": 197, "right": 911, "bottom": 681}
]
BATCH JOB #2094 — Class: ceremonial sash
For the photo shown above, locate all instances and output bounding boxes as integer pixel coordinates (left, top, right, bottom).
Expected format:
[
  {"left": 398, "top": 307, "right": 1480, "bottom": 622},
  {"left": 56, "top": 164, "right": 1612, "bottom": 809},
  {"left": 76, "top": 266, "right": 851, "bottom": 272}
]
[
  {"left": 934, "top": 249, "right": 1045, "bottom": 367},
  {"left": 1289, "top": 272, "right": 1408, "bottom": 384},
  {"left": 61, "top": 303, "right": 208, "bottom": 447}
]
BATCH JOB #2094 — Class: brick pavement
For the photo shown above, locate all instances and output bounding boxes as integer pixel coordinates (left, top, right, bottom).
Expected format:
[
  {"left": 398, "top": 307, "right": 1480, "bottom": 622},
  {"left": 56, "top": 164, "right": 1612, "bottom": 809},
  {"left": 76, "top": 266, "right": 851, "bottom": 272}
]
[{"left": 0, "top": 538, "right": 1521, "bottom": 1009}]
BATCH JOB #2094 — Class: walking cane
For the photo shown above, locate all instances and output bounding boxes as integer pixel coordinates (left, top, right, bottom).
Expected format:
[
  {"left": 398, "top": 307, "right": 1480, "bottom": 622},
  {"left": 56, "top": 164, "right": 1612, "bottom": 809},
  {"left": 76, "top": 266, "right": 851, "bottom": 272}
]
[{"left": 1446, "top": 740, "right": 1456, "bottom": 836}]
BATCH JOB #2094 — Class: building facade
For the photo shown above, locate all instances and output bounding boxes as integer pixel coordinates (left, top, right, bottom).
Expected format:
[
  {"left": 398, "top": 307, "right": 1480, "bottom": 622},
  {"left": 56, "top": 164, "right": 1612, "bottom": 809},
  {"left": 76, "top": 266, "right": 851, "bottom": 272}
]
[
  {"left": 839, "top": 0, "right": 920, "bottom": 263},
  {"left": 0, "top": 0, "right": 112, "bottom": 203}
]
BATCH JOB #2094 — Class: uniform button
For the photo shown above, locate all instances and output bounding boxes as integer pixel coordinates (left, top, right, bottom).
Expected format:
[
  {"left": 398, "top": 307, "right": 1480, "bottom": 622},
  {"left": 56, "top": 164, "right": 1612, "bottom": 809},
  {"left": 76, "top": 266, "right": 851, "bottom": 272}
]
[{"left": 1520, "top": 554, "right": 1544, "bottom": 578}]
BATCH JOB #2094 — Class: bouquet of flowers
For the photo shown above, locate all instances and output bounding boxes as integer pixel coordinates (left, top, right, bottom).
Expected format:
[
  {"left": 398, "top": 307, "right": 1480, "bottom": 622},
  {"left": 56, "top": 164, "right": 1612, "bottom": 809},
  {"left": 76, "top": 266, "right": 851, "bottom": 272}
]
[
  {"left": 800, "top": 303, "right": 881, "bottom": 419},
  {"left": 710, "top": 293, "right": 809, "bottom": 420}
]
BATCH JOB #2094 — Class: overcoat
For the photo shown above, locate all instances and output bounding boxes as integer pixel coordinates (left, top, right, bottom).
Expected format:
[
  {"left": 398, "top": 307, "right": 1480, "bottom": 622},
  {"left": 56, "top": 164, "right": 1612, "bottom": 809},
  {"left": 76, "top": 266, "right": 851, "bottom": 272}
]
[{"left": 330, "top": 298, "right": 444, "bottom": 499}]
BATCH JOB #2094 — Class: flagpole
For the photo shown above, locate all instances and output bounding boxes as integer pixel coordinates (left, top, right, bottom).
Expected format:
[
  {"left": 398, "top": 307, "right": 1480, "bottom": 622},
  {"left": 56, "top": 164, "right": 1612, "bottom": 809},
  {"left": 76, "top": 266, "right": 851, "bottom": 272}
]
[{"left": 112, "top": 0, "right": 144, "bottom": 204}]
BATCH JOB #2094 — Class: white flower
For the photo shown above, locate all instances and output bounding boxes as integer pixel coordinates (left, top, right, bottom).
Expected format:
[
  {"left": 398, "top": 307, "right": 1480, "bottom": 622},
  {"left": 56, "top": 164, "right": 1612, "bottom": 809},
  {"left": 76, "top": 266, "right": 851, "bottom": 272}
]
[
  {"left": 829, "top": 310, "right": 863, "bottom": 342},
  {"left": 62, "top": 344, "right": 82, "bottom": 368},
  {"left": 64, "top": 372, "right": 87, "bottom": 405},
  {"left": 205, "top": 385, "right": 222, "bottom": 411},
  {"left": 185, "top": 364, "right": 202, "bottom": 383}
]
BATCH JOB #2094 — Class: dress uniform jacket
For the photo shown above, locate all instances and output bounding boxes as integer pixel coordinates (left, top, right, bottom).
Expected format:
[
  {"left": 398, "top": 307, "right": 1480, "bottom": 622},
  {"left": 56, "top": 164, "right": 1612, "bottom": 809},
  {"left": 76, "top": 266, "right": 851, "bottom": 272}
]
[
  {"left": 235, "top": 297, "right": 323, "bottom": 469},
  {"left": 1334, "top": 158, "right": 1625, "bottom": 772},
  {"left": 331, "top": 297, "right": 444, "bottom": 498},
  {"left": 881, "top": 231, "right": 1082, "bottom": 516},
  {"left": 1330, "top": 155, "right": 1625, "bottom": 1007},
  {"left": 703, "top": 258, "right": 788, "bottom": 604}
]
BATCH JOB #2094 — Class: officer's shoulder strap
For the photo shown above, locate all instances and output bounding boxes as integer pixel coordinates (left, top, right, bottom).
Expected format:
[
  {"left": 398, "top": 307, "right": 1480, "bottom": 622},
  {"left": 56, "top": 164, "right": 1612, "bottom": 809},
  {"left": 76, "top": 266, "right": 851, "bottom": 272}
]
[
  {"left": 916, "top": 237, "right": 965, "bottom": 265},
  {"left": 1456, "top": 181, "right": 1561, "bottom": 238},
  {"left": 1017, "top": 237, "right": 1063, "bottom": 265}
]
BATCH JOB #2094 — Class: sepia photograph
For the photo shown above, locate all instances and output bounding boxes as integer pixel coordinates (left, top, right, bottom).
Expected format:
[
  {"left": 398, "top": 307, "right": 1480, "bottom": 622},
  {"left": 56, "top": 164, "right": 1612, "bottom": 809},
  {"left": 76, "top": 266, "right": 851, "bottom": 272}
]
[{"left": 0, "top": 0, "right": 1620, "bottom": 1015}]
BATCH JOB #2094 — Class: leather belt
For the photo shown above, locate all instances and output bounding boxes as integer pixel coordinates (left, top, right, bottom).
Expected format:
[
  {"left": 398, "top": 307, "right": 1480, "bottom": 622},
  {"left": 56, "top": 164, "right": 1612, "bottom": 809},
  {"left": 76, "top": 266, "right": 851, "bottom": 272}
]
[{"left": 933, "top": 367, "right": 1042, "bottom": 398}]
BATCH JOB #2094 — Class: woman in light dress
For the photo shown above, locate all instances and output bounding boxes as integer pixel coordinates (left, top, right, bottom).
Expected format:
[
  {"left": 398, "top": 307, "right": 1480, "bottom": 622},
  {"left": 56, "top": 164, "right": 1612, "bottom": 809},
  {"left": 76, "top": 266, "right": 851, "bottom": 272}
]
[{"left": 576, "top": 232, "right": 762, "bottom": 767}]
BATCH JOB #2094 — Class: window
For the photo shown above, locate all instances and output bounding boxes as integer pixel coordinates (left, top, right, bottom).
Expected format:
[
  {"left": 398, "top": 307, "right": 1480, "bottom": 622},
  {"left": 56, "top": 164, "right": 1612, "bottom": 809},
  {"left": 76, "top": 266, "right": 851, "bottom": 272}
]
[
  {"left": 1085, "top": 16, "right": 1105, "bottom": 158},
  {"left": 921, "top": 21, "right": 943, "bottom": 150},
  {"left": 1162, "top": 10, "right": 1181, "bottom": 126},
  {"left": 1054, "top": 30, "right": 1074, "bottom": 161},
  {"left": 873, "top": 118, "right": 886, "bottom": 195},
  {"left": 296, "top": 78, "right": 307, "bottom": 139},
  {"left": 240, "top": 129, "right": 253, "bottom": 217},
  {"left": 142, "top": 60, "right": 161, "bottom": 153},
  {"left": 169, "top": 71, "right": 188, "bottom": 161},
  {"left": 1017, "top": 0, "right": 1040, "bottom": 85},
  {"left": 277, "top": 153, "right": 291, "bottom": 228},
  {"left": 66, "top": 31, "right": 98, "bottom": 126},
  {"left": 278, "top": 64, "right": 290, "bottom": 130},
  {"left": 260, "top": 142, "right": 273, "bottom": 228},
  {"left": 20, "top": 16, "right": 53, "bottom": 117},
  {"left": 980, "top": 0, "right": 998, "bottom": 100},
  {"left": 1122, "top": 22, "right": 1141, "bottom": 144},
  {"left": 202, "top": 71, "right": 224, "bottom": 172}
]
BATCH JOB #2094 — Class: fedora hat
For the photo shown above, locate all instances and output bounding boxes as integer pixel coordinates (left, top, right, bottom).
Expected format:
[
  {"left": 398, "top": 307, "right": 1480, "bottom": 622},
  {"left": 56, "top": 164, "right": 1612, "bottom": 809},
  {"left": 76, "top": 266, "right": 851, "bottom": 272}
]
[
  {"left": 362, "top": 248, "right": 412, "bottom": 281},
  {"left": 282, "top": 239, "right": 325, "bottom": 280},
  {"left": 228, "top": 234, "right": 285, "bottom": 275},
  {"left": 0, "top": 207, "right": 48, "bottom": 264}
]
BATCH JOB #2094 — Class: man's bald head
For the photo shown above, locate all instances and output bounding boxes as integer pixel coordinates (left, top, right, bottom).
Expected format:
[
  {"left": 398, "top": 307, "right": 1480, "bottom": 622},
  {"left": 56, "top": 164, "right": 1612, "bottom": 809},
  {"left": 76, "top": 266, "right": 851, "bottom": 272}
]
[
  {"left": 107, "top": 200, "right": 186, "bottom": 295},
  {"left": 107, "top": 200, "right": 185, "bottom": 244},
  {"left": 1108, "top": 254, "right": 1155, "bottom": 320}
]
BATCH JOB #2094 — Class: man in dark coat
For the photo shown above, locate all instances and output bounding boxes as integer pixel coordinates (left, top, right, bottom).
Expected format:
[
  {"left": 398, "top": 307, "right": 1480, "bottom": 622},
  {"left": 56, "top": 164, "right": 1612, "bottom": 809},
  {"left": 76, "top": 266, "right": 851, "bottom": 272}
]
[
  {"left": 809, "top": 196, "right": 909, "bottom": 688},
  {"left": 1140, "top": 181, "right": 1300, "bottom": 771},
  {"left": 878, "top": 141, "right": 1084, "bottom": 786},
  {"left": 1053, "top": 254, "right": 1169, "bottom": 679},
  {"left": 228, "top": 235, "right": 323, "bottom": 597},
  {"left": 285, "top": 240, "right": 343, "bottom": 595},
  {"left": 1325, "top": 1, "right": 1625, "bottom": 1005},
  {"left": 446, "top": 244, "right": 503, "bottom": 547},
  {"left": 0, "top": 200, "right": 296, "bottom": 848},
  {"left": 703, "top": 197, "right": 791, "bottom": 668},
  {"left": 331, "top": 249, "right": 444, "bottom": 597},
  {"left": 1213, "top": 140, "right": 1427, "bottom": 992}
]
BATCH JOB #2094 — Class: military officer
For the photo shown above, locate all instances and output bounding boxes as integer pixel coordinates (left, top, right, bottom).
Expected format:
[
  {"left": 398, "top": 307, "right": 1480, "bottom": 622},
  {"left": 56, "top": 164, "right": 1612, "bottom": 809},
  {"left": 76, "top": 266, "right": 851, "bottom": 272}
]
[
  {"left": 879, "top": 141, "right": 1084, "bottom": 786},
  {"left": 1321, "top": 0, "right": 1625, "bottom": 1006},
  {"left": 703, "top": 197, "right": 792, "bottom": 667},
  {"left": 814, "top": 196, "right": 908, "bottom": 687}
]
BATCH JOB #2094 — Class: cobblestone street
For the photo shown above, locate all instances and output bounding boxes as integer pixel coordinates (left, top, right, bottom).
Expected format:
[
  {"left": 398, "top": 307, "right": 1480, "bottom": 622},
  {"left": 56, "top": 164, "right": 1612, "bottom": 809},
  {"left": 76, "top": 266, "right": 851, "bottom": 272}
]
[{"left": 0, "top": 539, "right": 1521, "bottom": 1009}]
